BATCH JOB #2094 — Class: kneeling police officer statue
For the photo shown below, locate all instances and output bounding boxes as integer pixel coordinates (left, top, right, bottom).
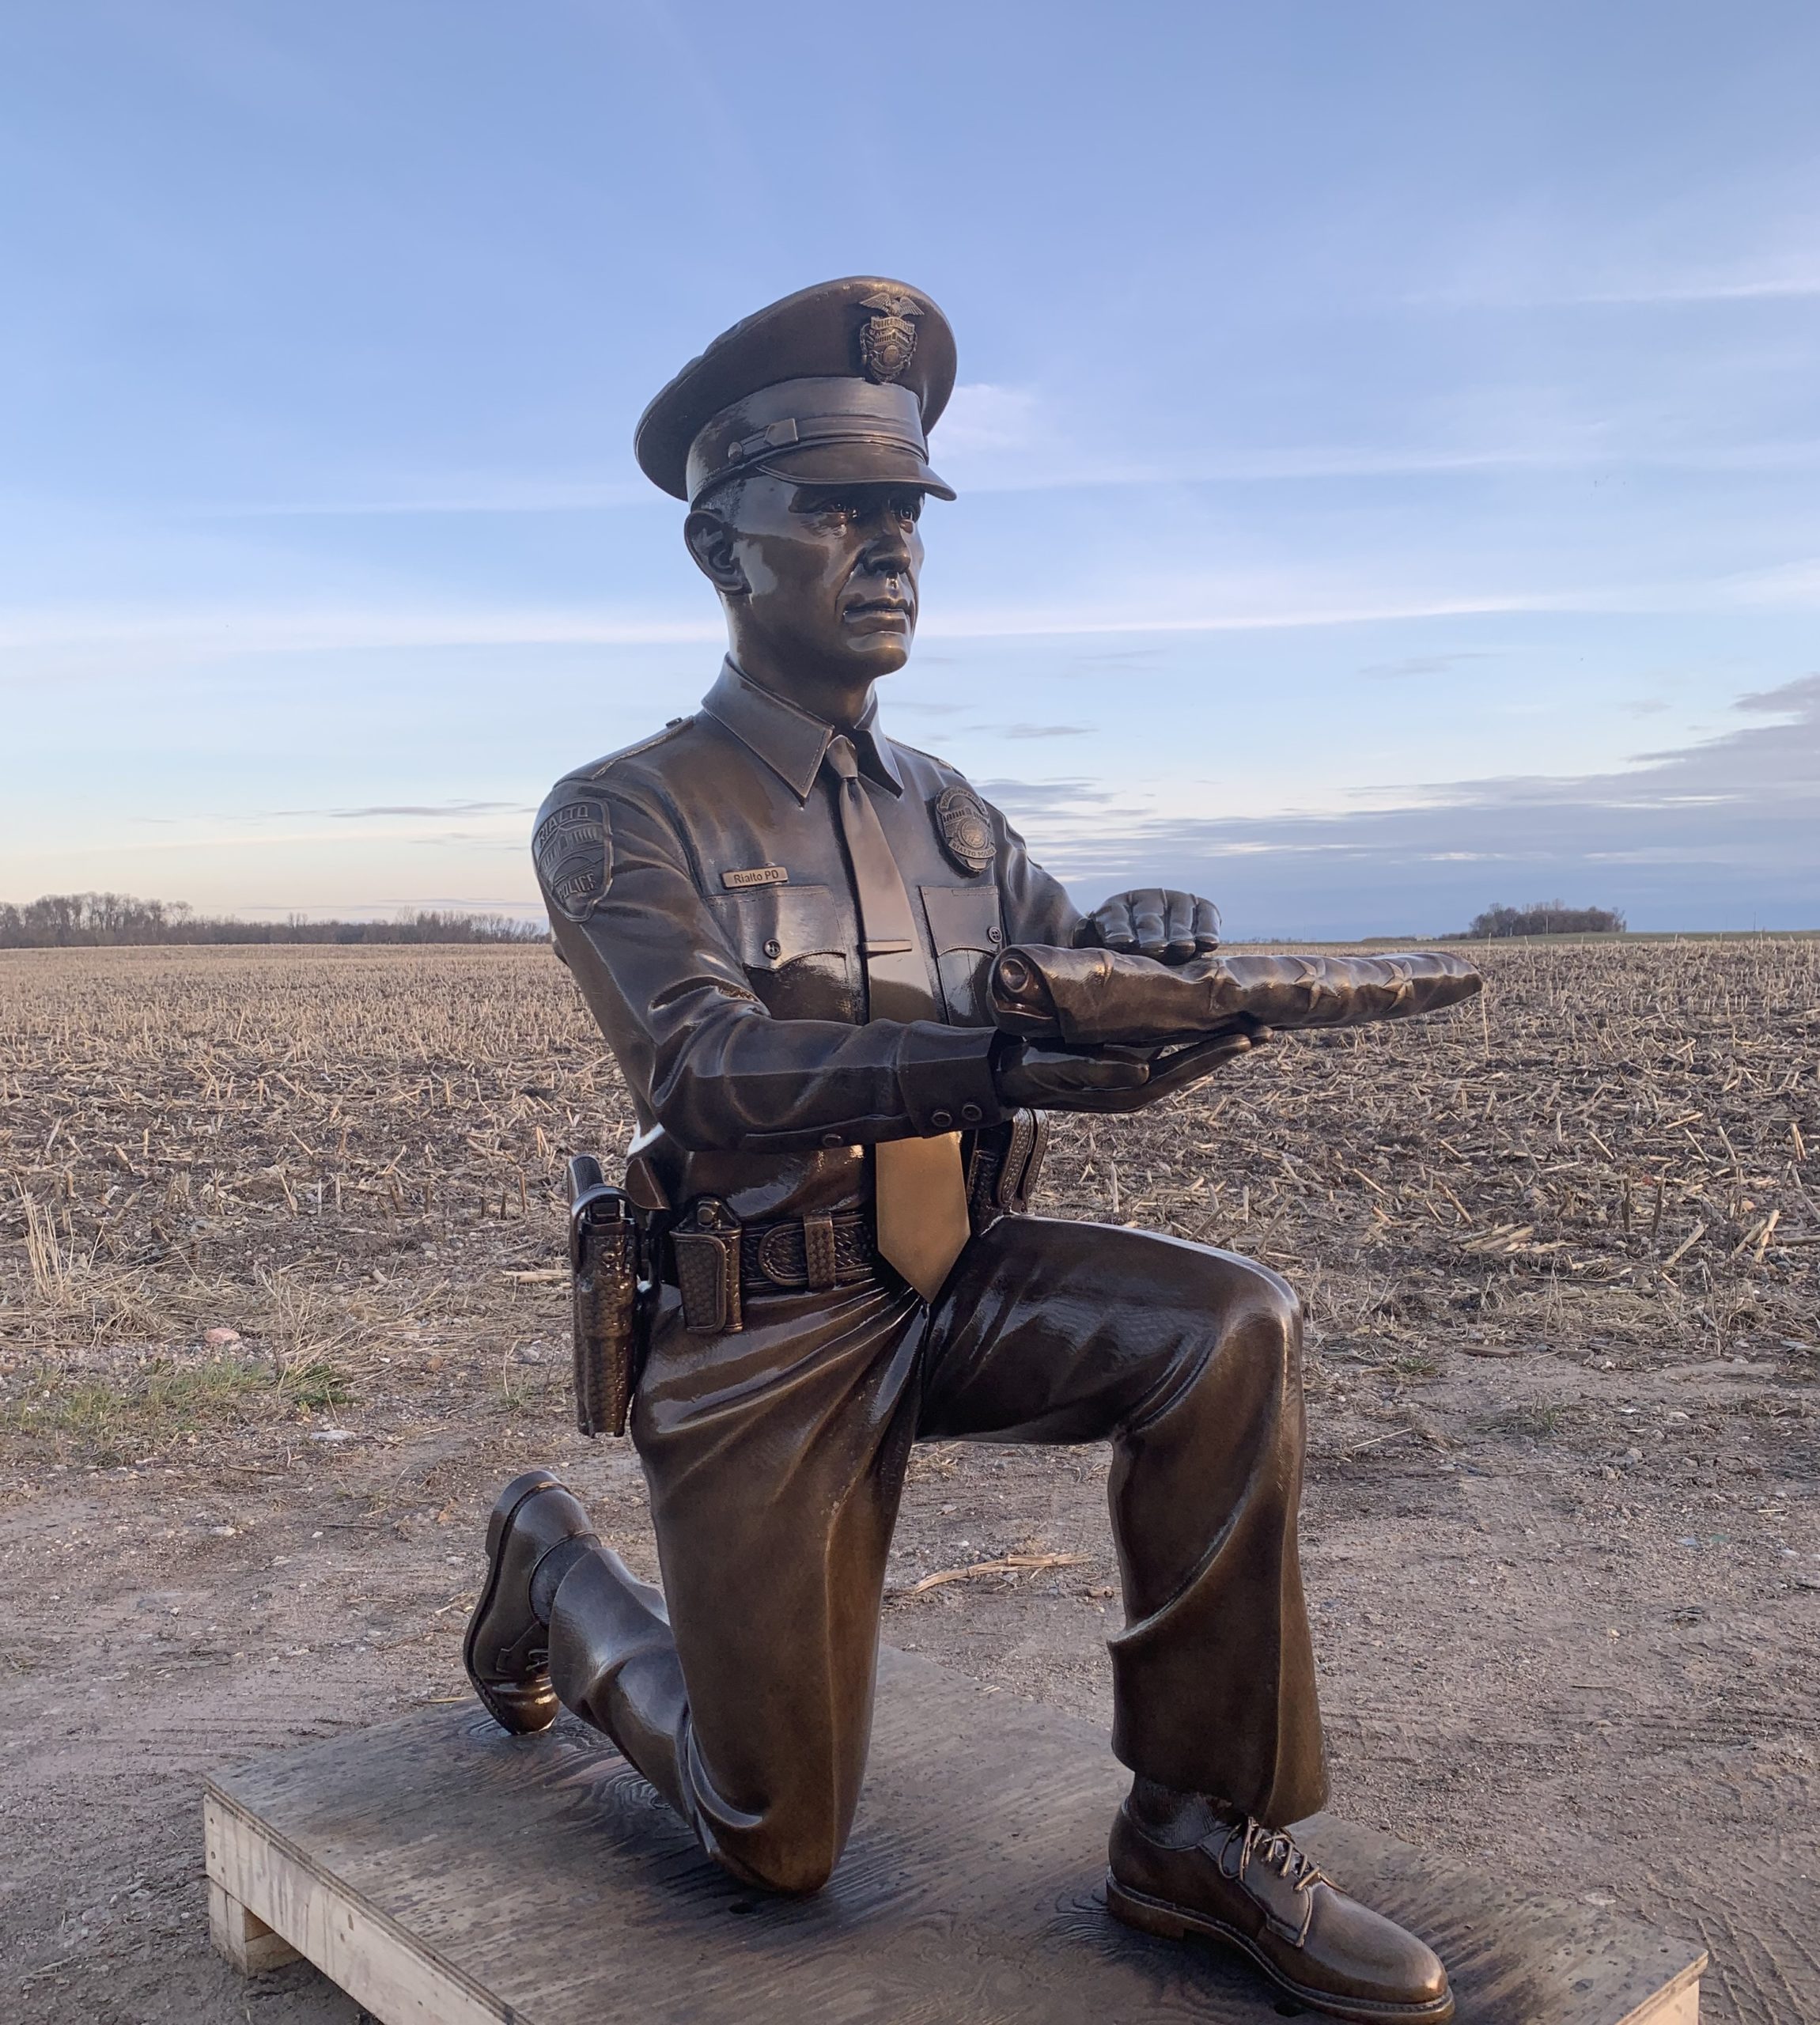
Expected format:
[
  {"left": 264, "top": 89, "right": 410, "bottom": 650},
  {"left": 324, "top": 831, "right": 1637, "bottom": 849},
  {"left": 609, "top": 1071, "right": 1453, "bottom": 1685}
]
[{"left": 465, "top": 278, "right": 1456, "bottom": 2024}]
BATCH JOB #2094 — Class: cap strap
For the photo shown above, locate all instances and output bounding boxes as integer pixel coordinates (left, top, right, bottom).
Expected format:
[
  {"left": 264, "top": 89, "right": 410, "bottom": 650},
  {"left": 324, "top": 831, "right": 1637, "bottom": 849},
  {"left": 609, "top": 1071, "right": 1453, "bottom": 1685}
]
[
  {"left": 687, "top": 375, "right": 932, "bottom": 504},
  {"left": 732, "top": 417, "right": 800, "bottom": 460}
]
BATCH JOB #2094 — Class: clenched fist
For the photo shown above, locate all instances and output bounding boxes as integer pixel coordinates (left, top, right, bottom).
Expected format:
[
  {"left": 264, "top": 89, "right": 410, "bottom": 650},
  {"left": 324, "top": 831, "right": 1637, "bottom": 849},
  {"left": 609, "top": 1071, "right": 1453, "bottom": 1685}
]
[{"left": 1076, "top": 888, "right": 1220, "bottom": 965}]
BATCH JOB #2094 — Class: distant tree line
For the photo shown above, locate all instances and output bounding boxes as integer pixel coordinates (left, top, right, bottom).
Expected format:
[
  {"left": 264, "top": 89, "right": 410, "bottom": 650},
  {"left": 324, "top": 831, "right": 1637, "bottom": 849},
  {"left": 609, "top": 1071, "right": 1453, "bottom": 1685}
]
[
  {"left": 1462, "top": 899, "right": 1626, "bottom": 940},
  {"left": 0, "top": 893, "right": 548, "bottom": 948}
]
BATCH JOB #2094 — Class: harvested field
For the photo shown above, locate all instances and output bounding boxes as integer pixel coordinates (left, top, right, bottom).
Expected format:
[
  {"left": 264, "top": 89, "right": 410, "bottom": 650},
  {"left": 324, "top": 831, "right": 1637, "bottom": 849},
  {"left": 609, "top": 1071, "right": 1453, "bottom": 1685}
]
[{"left": 2, "top": 939, "right": 1818, "bottom": 2023}]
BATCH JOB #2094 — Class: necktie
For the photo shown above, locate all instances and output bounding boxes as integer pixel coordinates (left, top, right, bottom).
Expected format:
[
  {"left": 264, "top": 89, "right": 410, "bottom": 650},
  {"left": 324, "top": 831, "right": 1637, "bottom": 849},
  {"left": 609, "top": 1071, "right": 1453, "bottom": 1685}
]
[{"left": 825, "top": 736, "right": 972, "bottom": 1299}]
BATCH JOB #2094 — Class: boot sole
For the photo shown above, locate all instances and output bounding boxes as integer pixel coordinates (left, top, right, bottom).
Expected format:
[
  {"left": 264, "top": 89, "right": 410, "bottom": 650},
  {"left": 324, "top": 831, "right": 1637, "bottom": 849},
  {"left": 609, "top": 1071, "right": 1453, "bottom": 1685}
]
[
  {"left": 463, "top": 1470, "right": 564, "bottom": 1735},
  {"left": 1105, "top": 1875, "right": 1455, "bottom": 2025}
]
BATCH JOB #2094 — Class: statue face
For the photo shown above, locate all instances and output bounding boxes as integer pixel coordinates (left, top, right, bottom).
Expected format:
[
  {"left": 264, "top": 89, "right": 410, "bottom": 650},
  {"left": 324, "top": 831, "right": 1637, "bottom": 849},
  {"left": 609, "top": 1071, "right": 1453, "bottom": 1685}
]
[{"left": 716, "top": 475, "right": 926, "bottom": 691}]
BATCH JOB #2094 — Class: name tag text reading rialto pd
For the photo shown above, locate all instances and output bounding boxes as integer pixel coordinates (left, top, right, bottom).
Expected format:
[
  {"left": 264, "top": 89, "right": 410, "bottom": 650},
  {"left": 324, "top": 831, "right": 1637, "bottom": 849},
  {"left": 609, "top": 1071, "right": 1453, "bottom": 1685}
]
[{"left": 721, "top": 865, "right": 790, "bottom": 890}]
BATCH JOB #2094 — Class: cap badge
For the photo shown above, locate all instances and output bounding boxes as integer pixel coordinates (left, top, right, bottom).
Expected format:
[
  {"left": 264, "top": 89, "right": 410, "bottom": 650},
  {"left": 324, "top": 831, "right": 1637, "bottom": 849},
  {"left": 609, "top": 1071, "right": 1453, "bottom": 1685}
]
[
  {"left": 933, "top": 785, "right": 996, "bottom": 876},
  {"left": 857, "top": 290, "right": 922, "bottom": 384}
]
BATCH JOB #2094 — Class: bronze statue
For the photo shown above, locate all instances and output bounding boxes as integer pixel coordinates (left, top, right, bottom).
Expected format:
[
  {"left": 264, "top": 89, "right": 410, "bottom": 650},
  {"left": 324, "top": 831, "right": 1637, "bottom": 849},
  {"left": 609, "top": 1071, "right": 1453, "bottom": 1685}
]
[{"left": 466, "top": 278, "right": 1475, "bottom": 2024}]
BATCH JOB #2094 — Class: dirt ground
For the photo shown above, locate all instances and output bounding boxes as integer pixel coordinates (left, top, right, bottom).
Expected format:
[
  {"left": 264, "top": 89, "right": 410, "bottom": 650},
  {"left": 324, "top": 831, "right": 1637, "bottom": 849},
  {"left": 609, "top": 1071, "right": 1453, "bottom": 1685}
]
[{"left": 2, "top": 940, "right": 1816, "bottom": 2023}]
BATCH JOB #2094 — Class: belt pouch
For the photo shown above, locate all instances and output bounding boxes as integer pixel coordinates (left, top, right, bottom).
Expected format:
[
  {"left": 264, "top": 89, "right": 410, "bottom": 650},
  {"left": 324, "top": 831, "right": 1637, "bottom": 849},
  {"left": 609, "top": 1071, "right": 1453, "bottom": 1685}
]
[
  {"left": 672, "top": 1198, "right": 743, "bottom": 1334},
  {"left": 566, "top": 1156, "right": 641, "bottom": 1438},
  {"left": 966, "top": 1107, "right": 1051, "bottom": 1229}
]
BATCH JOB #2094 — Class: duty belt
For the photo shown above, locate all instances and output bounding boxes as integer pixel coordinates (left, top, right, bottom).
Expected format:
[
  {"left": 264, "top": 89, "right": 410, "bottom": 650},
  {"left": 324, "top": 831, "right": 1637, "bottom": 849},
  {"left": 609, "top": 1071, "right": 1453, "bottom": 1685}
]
[
  {"left": 744, "top": 1209, "right": 878, "bottom": 1293},
  {"left": 666, "top": 1199, "right": 881, "bottom": 1334}
]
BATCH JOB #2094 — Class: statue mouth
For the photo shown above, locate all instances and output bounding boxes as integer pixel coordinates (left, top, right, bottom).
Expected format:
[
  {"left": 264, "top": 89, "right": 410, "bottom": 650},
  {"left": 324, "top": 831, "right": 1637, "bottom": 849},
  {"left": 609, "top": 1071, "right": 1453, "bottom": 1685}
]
[{"left": 844, "top": 592, "right": 914, "bottom": 628}]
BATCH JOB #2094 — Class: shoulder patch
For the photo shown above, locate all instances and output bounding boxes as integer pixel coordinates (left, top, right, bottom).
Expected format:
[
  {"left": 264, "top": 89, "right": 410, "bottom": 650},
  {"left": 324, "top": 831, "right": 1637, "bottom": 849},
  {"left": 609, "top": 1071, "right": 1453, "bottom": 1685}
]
[
  {"left": 933, "top": 783, "right": 996, "bottom": 876},
  {"left": 579, "top": 716, "right": 694, "bottom": 780},
  {"left": 535, "top": 797, "right": 611, "bottom": 922}
]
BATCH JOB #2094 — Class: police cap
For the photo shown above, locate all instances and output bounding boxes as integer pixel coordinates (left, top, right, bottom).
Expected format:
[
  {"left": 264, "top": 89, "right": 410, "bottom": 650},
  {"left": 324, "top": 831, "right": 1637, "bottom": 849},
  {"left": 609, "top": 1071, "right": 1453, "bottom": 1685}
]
[{"left": 634, "top": 277, "right": 957, "bottom": 508}]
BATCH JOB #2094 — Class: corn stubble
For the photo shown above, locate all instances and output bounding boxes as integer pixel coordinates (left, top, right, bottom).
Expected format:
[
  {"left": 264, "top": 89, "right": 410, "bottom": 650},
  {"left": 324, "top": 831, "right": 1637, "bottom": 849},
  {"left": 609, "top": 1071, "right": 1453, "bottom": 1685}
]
[
  {"left": 0, "top": 937, "right": 1815, "bottom": 1463},
  {"left": 1050, "top": 936, "right": 1820, "bottom": 1373}
]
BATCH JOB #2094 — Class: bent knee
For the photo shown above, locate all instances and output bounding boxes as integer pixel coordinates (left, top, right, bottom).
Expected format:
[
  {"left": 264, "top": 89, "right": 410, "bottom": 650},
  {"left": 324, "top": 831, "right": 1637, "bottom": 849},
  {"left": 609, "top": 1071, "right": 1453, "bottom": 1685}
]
[
  {"left": 715, "top": 1792, "right": 851, "bottom": 1897},
  {"left": 1247, "top": 1265, "right": 1303, "bottom": 1348},
  {"left": 757, "top": 1853, "right": 837, "bottom": 1896},
  {"left": 1195, "top": 1256, "right": 1301, "bottom": 1380},
  {"left": 1177, "top": 1245, "right": 1299, "bottom": 1340},
  {"left": 724, "top": 1830, "right": 840, "bottom": 1897}
]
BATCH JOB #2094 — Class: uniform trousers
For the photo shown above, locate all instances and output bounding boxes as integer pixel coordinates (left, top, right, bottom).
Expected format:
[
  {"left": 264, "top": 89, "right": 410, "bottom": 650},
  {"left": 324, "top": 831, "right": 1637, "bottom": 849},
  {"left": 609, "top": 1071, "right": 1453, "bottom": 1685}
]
[{"left": 546, "top": 1213, "right": 1329, "bottom": 1894}]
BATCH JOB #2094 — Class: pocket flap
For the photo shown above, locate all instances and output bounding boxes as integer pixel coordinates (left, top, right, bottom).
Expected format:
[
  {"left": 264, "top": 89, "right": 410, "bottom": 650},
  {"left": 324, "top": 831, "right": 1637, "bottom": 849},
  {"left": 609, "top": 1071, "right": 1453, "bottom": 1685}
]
[
  {"left": 709, "top": 884, "right": 849, "bottom": 969},
  {"left": 919, "top": 884, "right": 1003, "bottom": 954}
]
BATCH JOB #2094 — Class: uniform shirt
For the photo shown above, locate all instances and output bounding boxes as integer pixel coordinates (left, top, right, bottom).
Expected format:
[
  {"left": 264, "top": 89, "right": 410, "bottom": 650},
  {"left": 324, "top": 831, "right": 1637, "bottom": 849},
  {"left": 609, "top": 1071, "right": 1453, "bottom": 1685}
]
[{"left": 535, "top": 659, "right": 1082, "bottom": 1224}]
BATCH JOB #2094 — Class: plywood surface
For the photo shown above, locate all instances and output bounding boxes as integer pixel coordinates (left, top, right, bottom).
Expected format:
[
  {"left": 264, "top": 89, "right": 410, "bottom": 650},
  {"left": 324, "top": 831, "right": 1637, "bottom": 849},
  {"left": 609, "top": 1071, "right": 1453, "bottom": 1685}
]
[{"left": 205, "top": 1648, "right": 1704, "bottom": 2024}]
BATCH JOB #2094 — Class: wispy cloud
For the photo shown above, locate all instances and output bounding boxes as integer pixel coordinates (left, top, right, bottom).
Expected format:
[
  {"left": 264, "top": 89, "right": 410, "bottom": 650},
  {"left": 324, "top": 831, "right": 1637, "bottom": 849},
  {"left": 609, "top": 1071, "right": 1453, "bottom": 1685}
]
[
  {"left": 0, "top": 605, "right": 723, "bottom": 664},
  {"left": 1360, "top": 651, "right": 1493, "bottom": 680},
  {"left": 324, "top": 800, "right": 526, "bottom": 819},
  {"left": 6, "top": 558, "right": 1818, "bottom": 682},
  {"left": 929, "top": 381, "right": 1820, "bottom": 493},
  {"left": 934, "top": 383, "right": 1046, "bottom": 458},
  {"left": 111, "top": 426, "right": 1820, "bottom": 531},
  {"left": 1023, "top": 676, "right": 1820, "bottom": 933},
  {"left": 975, "top": 778, "right": 1125, "bottom": 817},
  {"left": 1564, "top": 267, "right": 1820, "bottom": 307},
  {"left": 1414, "top": 243, "right": 1820, "bottom": 313},
  {"left": 192, "top": 477, "right": 651, "bottom": 518},
  {"left": 1718, "top": 555, "right": 1820, "bottom": 608}
]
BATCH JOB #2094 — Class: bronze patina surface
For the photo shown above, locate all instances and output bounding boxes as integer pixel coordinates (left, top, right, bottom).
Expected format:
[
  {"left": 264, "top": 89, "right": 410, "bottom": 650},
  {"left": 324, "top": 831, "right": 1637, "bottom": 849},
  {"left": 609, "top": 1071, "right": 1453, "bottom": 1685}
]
[{"left": 469, "top": 277, "right": 1478, "bottom": 2024}]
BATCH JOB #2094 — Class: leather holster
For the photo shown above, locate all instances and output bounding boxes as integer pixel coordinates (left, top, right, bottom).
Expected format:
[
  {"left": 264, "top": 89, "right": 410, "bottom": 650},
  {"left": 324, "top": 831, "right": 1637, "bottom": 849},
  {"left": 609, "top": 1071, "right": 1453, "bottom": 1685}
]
[{"left": 566, "top": 1155, "right": 648, "bottom": 1437}]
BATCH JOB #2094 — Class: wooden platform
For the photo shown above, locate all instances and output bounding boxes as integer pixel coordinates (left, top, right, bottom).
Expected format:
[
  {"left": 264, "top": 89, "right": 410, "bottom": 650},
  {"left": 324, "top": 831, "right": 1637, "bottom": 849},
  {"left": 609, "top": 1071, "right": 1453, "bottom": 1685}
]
[{"left": 204, "top": 1648, "right": 1705, "bottom": 2024}]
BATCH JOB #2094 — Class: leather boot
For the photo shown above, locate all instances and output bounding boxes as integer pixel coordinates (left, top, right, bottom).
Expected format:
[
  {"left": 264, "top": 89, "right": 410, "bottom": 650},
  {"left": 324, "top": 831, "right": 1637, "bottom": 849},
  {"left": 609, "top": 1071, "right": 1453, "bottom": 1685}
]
[
  {"left": 1108, "top": 1800, "right": 1454, "bottom": 2023},
  {"left": 464, "top": 1470, "right": 598, "bottom": 1735}
]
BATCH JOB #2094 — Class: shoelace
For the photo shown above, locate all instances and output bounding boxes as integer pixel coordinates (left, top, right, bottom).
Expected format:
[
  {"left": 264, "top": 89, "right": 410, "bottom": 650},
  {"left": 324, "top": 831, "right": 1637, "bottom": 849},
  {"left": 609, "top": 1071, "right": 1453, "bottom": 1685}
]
[{"left": 1225, "top": 1818, "right": 1325, "bottom": 1895}]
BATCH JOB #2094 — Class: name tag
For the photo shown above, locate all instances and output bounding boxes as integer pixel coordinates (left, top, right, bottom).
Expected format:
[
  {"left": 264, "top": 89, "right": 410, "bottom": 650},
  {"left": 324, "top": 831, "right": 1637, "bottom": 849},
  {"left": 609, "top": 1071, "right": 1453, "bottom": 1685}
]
[{"left": 721, "top": 865, "right": 789, "bottom": 890}]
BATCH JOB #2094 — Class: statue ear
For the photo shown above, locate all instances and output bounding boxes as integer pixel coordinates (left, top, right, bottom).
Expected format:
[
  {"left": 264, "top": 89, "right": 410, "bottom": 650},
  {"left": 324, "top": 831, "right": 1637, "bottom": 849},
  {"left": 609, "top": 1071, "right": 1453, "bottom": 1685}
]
[{"left": 685, "top": 507, "right": 746, "bottom": 595}]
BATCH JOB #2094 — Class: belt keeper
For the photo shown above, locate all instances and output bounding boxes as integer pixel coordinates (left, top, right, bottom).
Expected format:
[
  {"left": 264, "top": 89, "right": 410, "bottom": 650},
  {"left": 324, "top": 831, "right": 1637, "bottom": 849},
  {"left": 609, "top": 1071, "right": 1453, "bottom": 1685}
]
[{"left": 803, "top": 1211, "right": 838, "bottom": 1292}]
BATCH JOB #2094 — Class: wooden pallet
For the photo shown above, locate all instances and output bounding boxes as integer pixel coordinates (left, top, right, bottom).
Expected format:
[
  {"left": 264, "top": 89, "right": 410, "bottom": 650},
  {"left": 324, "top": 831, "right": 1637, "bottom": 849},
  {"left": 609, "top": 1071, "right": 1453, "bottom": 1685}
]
[{"left": 205, "top": 1648, "right": 1704, "bottom": 2023}]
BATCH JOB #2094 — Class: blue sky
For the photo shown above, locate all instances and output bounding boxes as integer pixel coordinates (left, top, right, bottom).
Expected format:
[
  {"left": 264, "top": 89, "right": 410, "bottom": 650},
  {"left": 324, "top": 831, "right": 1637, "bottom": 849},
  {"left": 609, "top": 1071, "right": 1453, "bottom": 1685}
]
[{"left": 2, "top": 1, "right": 1816, "bottom": 935}]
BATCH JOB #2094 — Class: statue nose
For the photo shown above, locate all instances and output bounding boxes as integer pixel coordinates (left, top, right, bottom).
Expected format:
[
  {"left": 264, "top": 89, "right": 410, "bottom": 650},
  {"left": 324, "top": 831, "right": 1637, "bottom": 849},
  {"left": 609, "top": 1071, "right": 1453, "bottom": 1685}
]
[{"left": 865, "top": 515, "right": 912, "bottom": 565}]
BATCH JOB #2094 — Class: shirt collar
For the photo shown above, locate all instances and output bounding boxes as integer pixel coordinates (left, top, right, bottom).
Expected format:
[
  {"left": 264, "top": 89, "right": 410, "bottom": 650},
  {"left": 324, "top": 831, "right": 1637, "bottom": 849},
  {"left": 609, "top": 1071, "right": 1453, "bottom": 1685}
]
[{"left": 701, "top": 658, "right": 903, "bottom": 802}]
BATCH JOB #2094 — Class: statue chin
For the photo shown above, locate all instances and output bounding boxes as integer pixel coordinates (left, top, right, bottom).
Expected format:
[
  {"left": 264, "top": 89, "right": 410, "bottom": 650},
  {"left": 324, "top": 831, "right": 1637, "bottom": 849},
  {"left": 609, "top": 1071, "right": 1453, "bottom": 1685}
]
[{"left": 849, "top": 634, "right": 911, "bottom": 677}]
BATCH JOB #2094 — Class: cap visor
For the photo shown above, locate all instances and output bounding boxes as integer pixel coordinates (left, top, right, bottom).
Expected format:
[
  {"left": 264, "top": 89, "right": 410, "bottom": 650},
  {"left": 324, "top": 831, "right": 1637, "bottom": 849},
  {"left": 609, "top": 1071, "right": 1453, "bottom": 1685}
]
[{"left": 749, "top": 440, "right": 956, "bottom": 501}]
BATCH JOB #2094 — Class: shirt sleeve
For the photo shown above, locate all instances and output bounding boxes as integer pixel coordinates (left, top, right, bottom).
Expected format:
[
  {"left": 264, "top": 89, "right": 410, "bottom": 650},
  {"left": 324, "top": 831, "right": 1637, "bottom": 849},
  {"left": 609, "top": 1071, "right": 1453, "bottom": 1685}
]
[
  {"left": 987, "top": 803, "right": 1085, "bottom": 948},
  {"left": 542, "top": 774, "right": 1005, "bottom": 1155}
]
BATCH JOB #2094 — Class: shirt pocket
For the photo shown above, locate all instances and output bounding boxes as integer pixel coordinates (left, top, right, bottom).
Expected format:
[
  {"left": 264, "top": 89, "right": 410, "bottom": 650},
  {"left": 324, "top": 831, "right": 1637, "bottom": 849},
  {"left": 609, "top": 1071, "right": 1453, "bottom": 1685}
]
[
  {"left": 919, "top": 884, "right": 1005, "bottom": 1026},
  {"left": 709, "top": 884, "right": 857, "bottom": 1023}
]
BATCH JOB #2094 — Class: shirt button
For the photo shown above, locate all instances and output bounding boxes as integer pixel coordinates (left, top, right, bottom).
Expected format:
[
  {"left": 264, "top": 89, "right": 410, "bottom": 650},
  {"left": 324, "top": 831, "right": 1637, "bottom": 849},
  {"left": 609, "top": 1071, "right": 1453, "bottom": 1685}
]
[
  {"left": 987, "top": 927, "right": 1003, "bottom": 944},
  {"left": 763, "top": 938, "right": 781, "bottom": 959},
  {"left": 930, "top": 1110, "right": 953, "bottom": 1129},
  {"left": 960, "top": 1103, "right": 982, "bottom": 1123}
]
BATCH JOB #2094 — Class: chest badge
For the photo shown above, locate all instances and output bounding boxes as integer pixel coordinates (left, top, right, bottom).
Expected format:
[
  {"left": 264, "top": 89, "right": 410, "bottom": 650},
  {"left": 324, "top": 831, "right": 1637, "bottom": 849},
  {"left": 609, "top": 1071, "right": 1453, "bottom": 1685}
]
[
  {"left": 933, "top": 785, "right": 996, "bottom": 876},
  {"left": 535, "top": 797, "right": 611, "bottom": 922}
]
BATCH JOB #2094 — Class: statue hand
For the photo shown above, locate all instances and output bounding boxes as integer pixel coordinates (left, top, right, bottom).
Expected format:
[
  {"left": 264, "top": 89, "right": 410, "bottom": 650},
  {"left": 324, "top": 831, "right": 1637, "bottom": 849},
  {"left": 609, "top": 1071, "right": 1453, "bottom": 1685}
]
[
  {"left": 1079, "top": 888, "right": 1220, "bottom": 965},
  {"left": 992, "top": 1039, "right": 1151, "bottom": 1109}
]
